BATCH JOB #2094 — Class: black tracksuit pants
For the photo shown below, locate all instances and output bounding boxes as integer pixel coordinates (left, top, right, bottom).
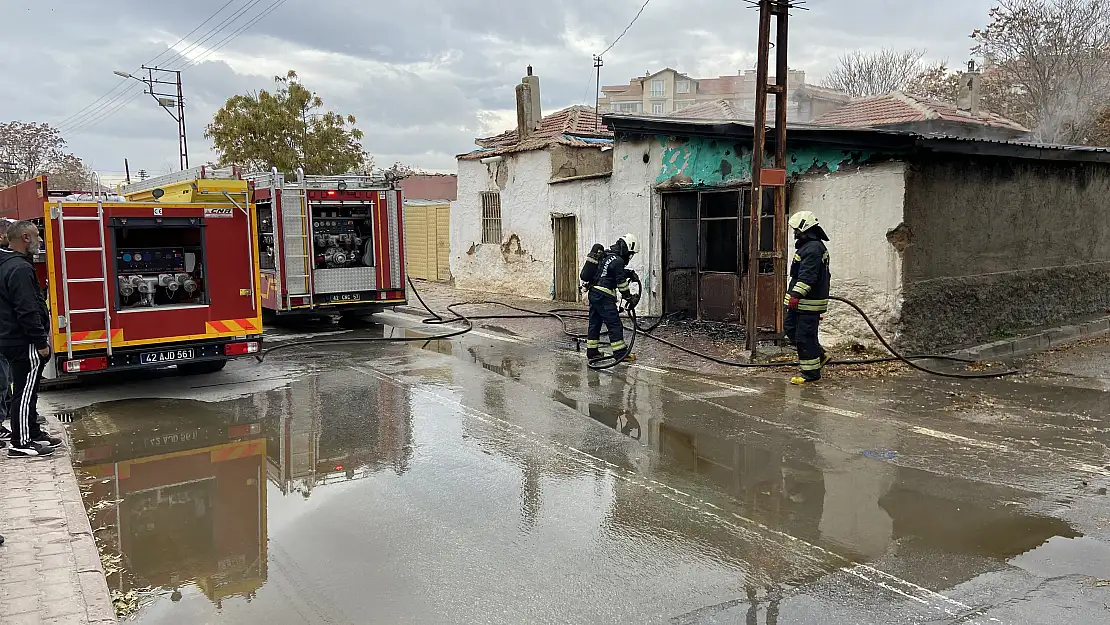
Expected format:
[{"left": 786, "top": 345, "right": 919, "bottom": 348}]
[
  {"left": 1, "top": 345, "right": 47, "bottom": 447},
  {"left": 586, "top": 290, "right": 626, "bottom": 358},
  {"left": 784, "top": 308, "right": 825, "bottom": 381}
]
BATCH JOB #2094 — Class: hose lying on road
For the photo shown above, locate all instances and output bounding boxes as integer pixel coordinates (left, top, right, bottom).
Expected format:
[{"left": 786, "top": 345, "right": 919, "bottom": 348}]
[{"left": 257, "top": 277, "right": 1019, "bottom": 379}]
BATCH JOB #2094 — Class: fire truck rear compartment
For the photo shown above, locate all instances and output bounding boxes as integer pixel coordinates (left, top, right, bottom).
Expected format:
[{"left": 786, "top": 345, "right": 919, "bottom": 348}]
[{"left": 112, "top": 218, "right": 207, "bottom": 310}]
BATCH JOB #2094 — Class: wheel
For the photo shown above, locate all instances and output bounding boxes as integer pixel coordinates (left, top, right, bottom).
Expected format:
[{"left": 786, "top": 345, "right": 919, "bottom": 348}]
[{"left": 177, "top": 360, "right": 228, "bottom": 375}]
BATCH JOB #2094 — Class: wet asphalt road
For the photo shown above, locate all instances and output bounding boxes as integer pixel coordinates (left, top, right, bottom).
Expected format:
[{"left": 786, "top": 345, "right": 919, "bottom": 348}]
[{"left": 41, "top": 314, "right": 1110, "bottom": 624}]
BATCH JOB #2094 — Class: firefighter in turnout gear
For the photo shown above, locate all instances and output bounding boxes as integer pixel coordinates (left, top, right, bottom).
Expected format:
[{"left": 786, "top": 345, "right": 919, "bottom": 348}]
[
  {"left": 587, "top": 234, "right": 640, "bottom": 362},
  {"left": 784, "top": 211, "right": 832, "bottom": 385}
]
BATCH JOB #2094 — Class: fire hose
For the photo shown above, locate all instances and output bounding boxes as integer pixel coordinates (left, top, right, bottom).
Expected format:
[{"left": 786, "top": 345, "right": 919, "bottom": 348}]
[{"left": 257, "top": 277, "right": 1018, "bottom": 379}]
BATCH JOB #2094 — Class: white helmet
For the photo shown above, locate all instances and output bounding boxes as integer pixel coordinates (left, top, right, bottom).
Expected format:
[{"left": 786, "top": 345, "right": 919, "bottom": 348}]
[
  {"left": 788, "top": 211, "right": 819, "bottom": 233},
  {"left": 617, "top": 233, "right": 638, "bottom": 255}
]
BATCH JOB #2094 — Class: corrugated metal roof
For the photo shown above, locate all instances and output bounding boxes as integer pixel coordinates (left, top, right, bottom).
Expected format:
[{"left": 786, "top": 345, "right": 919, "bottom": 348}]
[{"left": 603, "top": 113, "right": 1110, "bottom": 164}]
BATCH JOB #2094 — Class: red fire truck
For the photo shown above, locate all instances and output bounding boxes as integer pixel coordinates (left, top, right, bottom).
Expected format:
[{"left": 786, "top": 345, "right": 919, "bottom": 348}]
[
  {"left": 0, "top": 168, "right": 263, "bottom": 381},
  {"left": 246, "top": 168, "right": 407, "bottom": 319}
]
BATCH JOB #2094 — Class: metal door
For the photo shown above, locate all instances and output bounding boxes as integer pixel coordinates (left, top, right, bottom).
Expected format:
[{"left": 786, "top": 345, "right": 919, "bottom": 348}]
[{"left": 552, "top": 216, "right": 578, "bottom": 302}]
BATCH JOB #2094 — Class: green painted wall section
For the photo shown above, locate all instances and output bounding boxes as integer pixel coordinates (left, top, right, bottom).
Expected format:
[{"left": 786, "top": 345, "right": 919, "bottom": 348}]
[{"left": 655, "top": 136, "right": 879, "bottom": 187}]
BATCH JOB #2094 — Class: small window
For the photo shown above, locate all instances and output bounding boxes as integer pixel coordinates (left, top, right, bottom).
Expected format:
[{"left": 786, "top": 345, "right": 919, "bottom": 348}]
[
  {"left": 651, "top": 79, "right": 665, "bottom": 98},
  {"left": 676, "top": 79, "right": 691, "bottom": 94},
  {"left": 481, "top": 191, "right": 502, "bottom": 244},
  {"left": 652, "top": 102, "right": 665, "bottom": 114}
]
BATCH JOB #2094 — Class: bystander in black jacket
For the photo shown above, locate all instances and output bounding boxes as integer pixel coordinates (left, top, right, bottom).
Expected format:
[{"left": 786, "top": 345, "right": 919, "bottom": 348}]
[{"left": 0, "top": 248, "right": 50, "bottom": 352}]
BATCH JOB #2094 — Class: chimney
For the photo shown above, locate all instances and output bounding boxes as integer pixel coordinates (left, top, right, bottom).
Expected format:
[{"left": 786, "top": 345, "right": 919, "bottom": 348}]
[
  {"left": 516, "top": 67, "right": 542, "bottom": 139},
  {"left": 957, "top": 60, "right": 983, "bottom": 117}
]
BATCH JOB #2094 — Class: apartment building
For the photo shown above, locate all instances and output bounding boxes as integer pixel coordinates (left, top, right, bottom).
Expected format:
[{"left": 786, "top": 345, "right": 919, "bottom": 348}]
[{"left": 599, "top": 67, "right": 809, "bottom": 117}]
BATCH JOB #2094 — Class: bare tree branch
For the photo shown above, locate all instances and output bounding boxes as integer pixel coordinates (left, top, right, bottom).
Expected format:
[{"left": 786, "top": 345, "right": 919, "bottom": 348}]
[{"left": 822, "top": 49, "right": 930, "bottom": 97}]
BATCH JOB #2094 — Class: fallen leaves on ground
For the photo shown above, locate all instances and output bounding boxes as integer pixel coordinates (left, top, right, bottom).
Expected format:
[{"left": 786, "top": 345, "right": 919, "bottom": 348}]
[{"left": 111, "top": 590, "right": 139, "bottom": 617}]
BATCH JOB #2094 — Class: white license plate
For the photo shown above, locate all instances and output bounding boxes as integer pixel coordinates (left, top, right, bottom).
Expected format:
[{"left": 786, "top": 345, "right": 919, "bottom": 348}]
[{"left": 140, "top": 348, "right": 196, "bottom": 364}]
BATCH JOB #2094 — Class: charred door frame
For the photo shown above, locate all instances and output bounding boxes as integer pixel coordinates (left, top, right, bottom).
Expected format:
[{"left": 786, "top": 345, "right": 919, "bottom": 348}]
[{"left": 662, "top": 188, "right": 782, "bottom": 324}]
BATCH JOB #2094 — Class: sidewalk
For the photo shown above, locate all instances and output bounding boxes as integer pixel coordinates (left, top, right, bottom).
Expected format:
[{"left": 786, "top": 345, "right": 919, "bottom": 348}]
[{"left": 0, "top": 416, "right": 115, "bottom": 625}]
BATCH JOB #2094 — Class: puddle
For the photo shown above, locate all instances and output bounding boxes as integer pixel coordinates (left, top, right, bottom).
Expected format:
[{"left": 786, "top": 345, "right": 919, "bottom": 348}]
[{"left": 64, "top": 339, "right": 1089, "bottom": 624}]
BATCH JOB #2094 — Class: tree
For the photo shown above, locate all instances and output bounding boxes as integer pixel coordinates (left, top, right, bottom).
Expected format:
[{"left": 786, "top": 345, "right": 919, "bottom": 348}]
[
  {"left": 0, "top": 121, "right": 96, "bottom": 189},
  {"left": 0, "top": 121, "right": 66, "bottom": 186},
  {"left": 905, "top": 62, "right": 963, "bottom": 102},
  {"left": 205, "top": 70, "right": 369, "bottom": 174},
  {"left": 46, "top": 154, "right": 96, "bottom": 191},
  {"left": 822, "top": 49, "right": 937, "bottom": 98},
  {"left": 381, "top": 161, "right": 420, "bottom": 180},
  {"left": 971, "top": 0, "right": 1110, "bottom": 144}
]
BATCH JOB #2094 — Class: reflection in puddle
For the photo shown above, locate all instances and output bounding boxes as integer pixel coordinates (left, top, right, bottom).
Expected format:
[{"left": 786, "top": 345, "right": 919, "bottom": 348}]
[{"left": 68, "top": 372, "right": 414, "bottom": 619}]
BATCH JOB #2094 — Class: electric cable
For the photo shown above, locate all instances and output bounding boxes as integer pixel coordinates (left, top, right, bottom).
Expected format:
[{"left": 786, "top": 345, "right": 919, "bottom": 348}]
[{"left": 257, "top": 277, "right": 1018, "bottom": 380}]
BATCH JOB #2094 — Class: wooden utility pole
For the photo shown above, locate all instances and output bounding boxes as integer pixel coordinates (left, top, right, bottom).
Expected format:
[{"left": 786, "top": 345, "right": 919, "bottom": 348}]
[{"left": 745, "top": 0, "right": 803, "bottom": 356}]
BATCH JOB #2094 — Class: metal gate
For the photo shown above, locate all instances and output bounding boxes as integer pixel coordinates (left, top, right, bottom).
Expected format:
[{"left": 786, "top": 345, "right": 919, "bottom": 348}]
[{"left": 552, "top": 216, "right": 578, "bottom": 302}]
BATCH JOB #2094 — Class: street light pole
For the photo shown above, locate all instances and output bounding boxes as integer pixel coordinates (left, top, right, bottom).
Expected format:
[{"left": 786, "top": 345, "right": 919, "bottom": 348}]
[{"left": 114, "top": 67, "right": 189, "bottom": 170}]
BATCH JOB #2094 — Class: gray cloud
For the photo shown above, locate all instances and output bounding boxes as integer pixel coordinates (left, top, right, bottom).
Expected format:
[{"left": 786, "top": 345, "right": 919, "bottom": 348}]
[{"left": 0, "top": 0, "right": 997, "bottom": 180}]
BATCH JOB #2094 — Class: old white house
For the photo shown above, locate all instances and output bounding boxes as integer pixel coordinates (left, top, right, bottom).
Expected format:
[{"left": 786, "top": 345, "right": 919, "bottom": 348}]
[{"left": 452, "top": 68, "right": 619, "bottom": 302}]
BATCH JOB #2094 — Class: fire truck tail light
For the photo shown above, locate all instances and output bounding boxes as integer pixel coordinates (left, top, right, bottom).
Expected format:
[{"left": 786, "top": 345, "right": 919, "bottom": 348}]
[
  {"left": 225, "top": 341, "right": 260, "bottom": 356},
  {"left": 229, "top": 422, "right": 262, "bottom": 438},
  {"left": 64, "top": 357, "right": 108, "bottom": 374}
]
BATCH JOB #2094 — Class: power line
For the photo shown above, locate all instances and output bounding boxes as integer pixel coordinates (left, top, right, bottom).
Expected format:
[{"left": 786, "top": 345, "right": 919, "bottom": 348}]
[
  {"left": 146, "top": 0, "right": 241, "bottom": 67},
  {"left": 66, "top": 0, "right": 289, "bottom": 136},
  {"left": 61, "top": 0, "right": 266, "bottom": 135},
  {"left": 173, "top": 0, "right": 291, "bottom": 70},
  {"left": 599, "top": 0, "right": 654, "bottom": 57},
  {"left": 55, "top": 0, "right": 246, "bottom": 131},
  {"left": 162, "top": 0, "right": 271, "bottom": 69}
]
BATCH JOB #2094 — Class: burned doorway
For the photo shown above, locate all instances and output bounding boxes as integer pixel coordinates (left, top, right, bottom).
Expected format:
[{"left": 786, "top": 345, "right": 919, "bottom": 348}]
[
  {"left": 552, "top": 215, "right": 578, "bottom": 302},
  {"left": 662, "top": 189, "right": 777, "bottom": 324}
]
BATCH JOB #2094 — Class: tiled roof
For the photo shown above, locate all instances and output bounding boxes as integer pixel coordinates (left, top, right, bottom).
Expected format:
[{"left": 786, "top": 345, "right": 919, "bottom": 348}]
[
  {"left": 811, "top": 92, "right": 1029, "bottom": 132},
  {"left": 459, "top": 106, "right": 612, "bottom": 160}
]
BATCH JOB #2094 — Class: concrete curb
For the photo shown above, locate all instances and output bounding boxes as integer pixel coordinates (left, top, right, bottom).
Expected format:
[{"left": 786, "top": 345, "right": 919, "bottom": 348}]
[
  {"left": 53, "top": 414, "right": 118, "bottom": 624},
  {"left": 953, "top": 316, "right": 1110, "bottom": 361},
  {"left": 0, "top": 415, "right": 116, "bottom": 624}
]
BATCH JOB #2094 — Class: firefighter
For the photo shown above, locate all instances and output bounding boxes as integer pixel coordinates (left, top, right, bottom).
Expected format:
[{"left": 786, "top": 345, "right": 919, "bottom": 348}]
[
  {"left": 784, "top": 211, "right": 831, "bottom": 385},
  {"left": 587, "top": 234, "right": 639, "bottom": 362}
]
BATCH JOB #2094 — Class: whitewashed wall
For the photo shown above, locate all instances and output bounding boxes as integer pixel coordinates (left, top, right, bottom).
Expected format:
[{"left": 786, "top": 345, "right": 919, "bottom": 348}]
[
  {"left": 452, "top": 148, "right": 634, "bottom": 301},
  {"left": 790, "top": 161, "right": 907, "bottom": 346},
  {"left": 609, "top": 138, "right": 664, "bottom": 316}
]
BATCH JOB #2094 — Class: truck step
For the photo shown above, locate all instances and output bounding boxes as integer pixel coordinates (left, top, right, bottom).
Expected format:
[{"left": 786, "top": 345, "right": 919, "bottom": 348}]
[
  {"left": 66, "top": 278, "right": 106, "bottom": 283},
  {"left": 70, "top": 308, "right": 108, "bottom": 314},
  {"left": 64, "top": 247, "right": 105, "bottom": 253}
]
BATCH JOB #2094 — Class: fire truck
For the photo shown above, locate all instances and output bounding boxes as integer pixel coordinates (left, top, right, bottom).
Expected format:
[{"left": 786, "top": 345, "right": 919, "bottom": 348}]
[
  {"left": 245, "top": 168, "right": 407, "bottom": 319},
  {"left": 0, "top": 168, "right": 263, "bottom": 381}
]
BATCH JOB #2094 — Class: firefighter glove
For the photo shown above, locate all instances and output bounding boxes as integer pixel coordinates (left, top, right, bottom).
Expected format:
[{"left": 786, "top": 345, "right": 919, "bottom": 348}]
[{"left": 788, "top": 296, "right": 800, "bottom": 310}]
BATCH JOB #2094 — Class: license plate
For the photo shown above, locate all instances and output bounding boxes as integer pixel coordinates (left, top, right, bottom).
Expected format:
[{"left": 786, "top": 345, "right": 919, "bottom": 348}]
[
  {"left": 328, "top": 293, "right": 362, "bottom": 302},
  {"left": 140, "top": 348, "right": 196, "bottom": 364}
]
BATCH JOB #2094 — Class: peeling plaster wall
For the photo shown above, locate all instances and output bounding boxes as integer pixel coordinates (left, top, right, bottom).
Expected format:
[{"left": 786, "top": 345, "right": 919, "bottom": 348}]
[
  {"left": 451, "top": 149, "right": 621, "bottom": 300},
  {"left": 654, "top": 136, "right": 874, "bottom": 188},
  {"left": 611, "top": 134, "right": 889, "bottom": 320},
  {"left": 791, "top": 162, "right": 907, "bottom": 347},
  {"left": 901, "top": 155, "right": 1110, "bottom": 350},
  {"left": 611, "top": 137, "right": 664, "bottom": 315}
]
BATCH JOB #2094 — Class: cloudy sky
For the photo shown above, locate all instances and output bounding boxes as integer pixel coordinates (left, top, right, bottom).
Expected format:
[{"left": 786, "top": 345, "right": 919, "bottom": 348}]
[{"left": 1, "top": 0, "right": 996, "bottom": 184}]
